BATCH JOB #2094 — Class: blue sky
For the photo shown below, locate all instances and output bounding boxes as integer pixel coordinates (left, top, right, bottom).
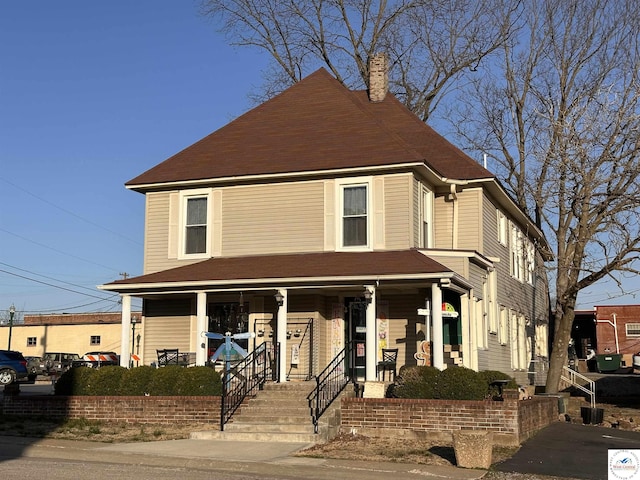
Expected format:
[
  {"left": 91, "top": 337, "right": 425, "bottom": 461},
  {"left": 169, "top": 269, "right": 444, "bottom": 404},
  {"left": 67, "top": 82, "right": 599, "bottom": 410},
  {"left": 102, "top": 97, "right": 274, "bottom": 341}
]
[
  {"left": 0, "top": 1, "right": 636, "bottom": 320},
  {"left": 0, "top": 1, "right": 267, "bottom": 317}
]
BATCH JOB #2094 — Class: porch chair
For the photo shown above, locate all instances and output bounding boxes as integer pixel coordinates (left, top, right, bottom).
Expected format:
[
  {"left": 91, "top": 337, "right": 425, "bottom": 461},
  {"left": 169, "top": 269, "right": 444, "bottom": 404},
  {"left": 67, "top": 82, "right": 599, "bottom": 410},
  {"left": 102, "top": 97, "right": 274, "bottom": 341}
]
[
  {"left": 377, "top": 348, "right": 398, "bottom": 381},
  {"left": 156, "top": 349, "right": 180, "bottom": 367}
]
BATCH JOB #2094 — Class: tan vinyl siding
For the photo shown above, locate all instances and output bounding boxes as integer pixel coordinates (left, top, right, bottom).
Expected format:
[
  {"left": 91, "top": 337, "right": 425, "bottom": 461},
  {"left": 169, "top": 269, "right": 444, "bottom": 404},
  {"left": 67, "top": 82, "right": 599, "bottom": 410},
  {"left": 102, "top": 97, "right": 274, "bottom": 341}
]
[
  {"left": 144, "top": 192, "right": 171, "bottom": 274},
  {"left": 223, "top": 182, "right": 324, "bottom": 256},
  {"left": 428, "top": 254, "right": 468, "bottom": 279},
  {"left": 456, "top": 189, "right": 482, "bottom": 251},
  {"left": 433, "top": 195, "right": 453, "bottom": 249},
  {"left": 143, "top": 299, "right": 192, "bottom": 363},
  {"left": 383, "top": 174, "right": 411, "bottom": 250},
  {"left": 385, "top": 294, "right": 421, "bottom": 369}
]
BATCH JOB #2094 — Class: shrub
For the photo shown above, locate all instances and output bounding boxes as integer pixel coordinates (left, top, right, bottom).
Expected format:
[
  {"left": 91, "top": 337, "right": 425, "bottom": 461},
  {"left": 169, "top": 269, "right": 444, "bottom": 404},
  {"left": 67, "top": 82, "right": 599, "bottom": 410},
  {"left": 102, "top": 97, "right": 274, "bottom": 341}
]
[
  {"left": 478, "top": 370, "right": 518, "bottom": 399},
  {"left": 391, "top": 365, "right": 440, "bottom": 399},
  {"left": 118, "top": 365, "right": 156, "bottom": 395},
  {"left": 86, "top": 366, "right": 128, "bottom": 395},
  {"left": 175, "top": 367, "right": 222, "bottom": 396},
  {"left": 55, "top": 367, "right": 98, "bottom": 395},
  {"left": 146, "top": 366, "right": 184, "bottom": 396},
  {"left": 436, "top": 367, "right": 487, "bottom": 400}
]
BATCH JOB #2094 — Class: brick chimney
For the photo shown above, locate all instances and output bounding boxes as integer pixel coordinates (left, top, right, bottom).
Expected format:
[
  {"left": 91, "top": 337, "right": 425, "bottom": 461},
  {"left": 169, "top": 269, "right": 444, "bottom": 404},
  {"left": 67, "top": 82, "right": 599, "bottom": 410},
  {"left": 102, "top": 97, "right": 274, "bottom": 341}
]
[{"left": 368, "top": 52, "right": 389, "bottom": 102}]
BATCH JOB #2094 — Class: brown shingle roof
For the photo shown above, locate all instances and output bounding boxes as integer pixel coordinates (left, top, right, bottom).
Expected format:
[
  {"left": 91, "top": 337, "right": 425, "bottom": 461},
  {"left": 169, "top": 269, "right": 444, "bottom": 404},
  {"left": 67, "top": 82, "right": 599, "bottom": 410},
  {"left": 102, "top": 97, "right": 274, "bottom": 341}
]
[
  {"left": 105, "top": 250, "right": 451, "bottom": 288},
  {"left": 127, "top": 69, "right": 492, "bottom": 187}
]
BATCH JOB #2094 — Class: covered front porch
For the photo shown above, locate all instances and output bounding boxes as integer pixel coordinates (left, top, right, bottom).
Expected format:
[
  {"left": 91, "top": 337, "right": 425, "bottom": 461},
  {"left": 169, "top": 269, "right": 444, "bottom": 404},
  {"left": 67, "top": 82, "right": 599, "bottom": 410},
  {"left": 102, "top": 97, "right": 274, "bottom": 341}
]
[{"left": 100, "top": 250, "right": 480, "bottom": 381}]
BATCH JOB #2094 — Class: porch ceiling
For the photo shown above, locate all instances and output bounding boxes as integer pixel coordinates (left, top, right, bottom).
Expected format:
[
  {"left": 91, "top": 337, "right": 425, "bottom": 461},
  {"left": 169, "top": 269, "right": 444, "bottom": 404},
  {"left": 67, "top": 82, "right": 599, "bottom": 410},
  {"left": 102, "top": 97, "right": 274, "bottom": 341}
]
[{"left": 99, "top": 249, "right": 456, "bottom": 294}]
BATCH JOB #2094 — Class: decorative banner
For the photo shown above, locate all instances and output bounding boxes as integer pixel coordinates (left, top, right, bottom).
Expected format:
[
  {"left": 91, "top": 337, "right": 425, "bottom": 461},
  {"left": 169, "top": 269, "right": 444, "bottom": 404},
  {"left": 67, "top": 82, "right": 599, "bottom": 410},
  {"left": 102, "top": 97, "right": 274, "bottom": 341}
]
[
  {"left": 291, "top": 344, "right": 300, "bottom": 365},
  {"left": 442, "top": 302, "right": 459, "bottom": 318},
  {"left": 331, "top": 303, "right": 344, "bottom": 362},
  {"left": 377, "top": 301, "right": 389, "bottom": 361}
]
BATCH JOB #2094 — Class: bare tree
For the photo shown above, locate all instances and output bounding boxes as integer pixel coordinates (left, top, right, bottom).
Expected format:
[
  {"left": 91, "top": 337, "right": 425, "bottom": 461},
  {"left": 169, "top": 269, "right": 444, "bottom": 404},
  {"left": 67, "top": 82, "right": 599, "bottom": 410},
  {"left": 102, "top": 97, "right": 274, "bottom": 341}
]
[
  {"left": 453, "top": 0, "right": 640, "bottom": 393},
  {"left": 200, "top": 0, "right": 519, "bottom": 120}
]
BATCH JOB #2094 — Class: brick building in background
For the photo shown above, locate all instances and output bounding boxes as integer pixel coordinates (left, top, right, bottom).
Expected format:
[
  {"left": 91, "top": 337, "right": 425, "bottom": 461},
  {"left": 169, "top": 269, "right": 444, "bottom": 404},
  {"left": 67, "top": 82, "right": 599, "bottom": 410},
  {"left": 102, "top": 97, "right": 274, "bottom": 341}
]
[{"left": 0, "top": 312, "right": 141, "bottom": 360}]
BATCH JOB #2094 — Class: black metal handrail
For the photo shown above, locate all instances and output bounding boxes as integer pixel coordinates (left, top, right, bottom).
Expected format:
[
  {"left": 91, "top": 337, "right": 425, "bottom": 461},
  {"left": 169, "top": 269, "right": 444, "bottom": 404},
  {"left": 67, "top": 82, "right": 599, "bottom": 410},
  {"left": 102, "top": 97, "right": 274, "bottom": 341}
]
[
  {"left": 307, "top": 341, "right": 354, "bottom": 433},
  {"left": 220, "top": 341, "right": 276, "bottom": 430}
]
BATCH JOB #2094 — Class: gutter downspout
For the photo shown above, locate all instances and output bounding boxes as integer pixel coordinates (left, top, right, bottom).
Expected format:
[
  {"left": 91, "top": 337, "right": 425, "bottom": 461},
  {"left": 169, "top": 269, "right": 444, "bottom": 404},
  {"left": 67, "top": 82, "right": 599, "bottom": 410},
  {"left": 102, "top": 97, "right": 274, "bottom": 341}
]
[{"left": 597, "top": 313, "right": 620, "bottom": 354}]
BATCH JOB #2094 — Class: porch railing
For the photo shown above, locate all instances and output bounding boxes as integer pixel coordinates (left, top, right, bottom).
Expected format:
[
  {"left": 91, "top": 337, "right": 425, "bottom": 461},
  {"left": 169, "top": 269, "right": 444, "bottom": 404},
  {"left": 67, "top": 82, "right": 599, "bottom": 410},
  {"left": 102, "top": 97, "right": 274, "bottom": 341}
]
[
  {"left": 220, "top": 341, "right": 277, "bottom": 430},
  {"left": 307, "top": 341, "right": 355, "bottom": 434}
]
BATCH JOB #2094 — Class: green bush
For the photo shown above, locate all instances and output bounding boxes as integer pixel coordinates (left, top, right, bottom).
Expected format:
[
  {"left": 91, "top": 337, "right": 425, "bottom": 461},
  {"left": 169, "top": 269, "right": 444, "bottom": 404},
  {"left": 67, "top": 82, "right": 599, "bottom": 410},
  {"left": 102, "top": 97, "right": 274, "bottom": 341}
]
[
  {"left": 436, "top": 367, "right": 487, "bottom": 400},
  {"left": 86, "top": 366, "right": 128, "bottom": 396},
  {"left": 478, "top": 370, "right": 518, "bottom": 399},
  {"left": 118, "top": 365, "right": 156, "bottom": 395},
  {"left": 55, "top": 367, "right": 98, "bottom": 395},
  {"left": 391, "top": 365, "right": 440, "bottom": 399},
  {"left": 391, "top": 367, "right": 518, "bottom": 400},
  {"left": 146, "top": 366, "right": 185, "bottom": 396},
  {"left": 175, "top": 367, "right": 222, "bottom": 396}
]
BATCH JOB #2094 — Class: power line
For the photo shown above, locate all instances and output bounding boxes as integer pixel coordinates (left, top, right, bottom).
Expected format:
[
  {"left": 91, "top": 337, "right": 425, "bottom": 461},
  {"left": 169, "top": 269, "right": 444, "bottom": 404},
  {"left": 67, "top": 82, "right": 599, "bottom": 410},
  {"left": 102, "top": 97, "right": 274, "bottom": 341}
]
[
  {"left": 0, "top": 268, "right": 119, "bottom": 303},
  {"left": 0, "top": 227, "right": 124, "bottom": 273},
  {"left": 0, "top": 176, "right": 142, "bottom": 246}
]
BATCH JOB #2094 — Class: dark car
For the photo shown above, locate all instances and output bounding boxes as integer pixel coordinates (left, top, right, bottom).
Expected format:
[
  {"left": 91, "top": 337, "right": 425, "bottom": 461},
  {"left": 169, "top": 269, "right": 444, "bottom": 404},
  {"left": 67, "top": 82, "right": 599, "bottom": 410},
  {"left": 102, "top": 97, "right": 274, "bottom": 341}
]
[
  {"left": 24, "top": 356, "right": 45, "bottom": 381},
  {"left": 72, "top": 351, "right": 119, "bottom": 369},
  {"left": 0, "top": 350, "right": 29, "bottom": 385},
  {"left": 42, "top": 352, "right": 80, "bottom": 375}
]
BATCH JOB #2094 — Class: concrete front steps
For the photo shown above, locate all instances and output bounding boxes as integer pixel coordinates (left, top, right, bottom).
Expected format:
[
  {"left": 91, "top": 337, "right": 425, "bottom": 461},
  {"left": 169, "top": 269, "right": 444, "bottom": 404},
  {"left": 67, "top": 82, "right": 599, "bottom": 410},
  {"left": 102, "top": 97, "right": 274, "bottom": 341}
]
[{"left": 191, "top": 380, "right": 349, "bottom": 443}]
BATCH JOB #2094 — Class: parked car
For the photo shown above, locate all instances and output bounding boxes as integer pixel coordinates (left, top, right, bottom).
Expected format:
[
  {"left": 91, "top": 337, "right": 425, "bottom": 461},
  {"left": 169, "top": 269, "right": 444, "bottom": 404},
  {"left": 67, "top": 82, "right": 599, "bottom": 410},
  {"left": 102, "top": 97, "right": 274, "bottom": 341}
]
[
  {"left": 24, "top": 356, "right": 45, "bottom": 381},
  {"left": 42, "top": 352, "right": 80, "bottom": 375},
  {"left": 0, "top": 350, "right": 29, "bottom": 385},
  {"left": 72, "top": 351, "right": 119, "bottom": 369}
]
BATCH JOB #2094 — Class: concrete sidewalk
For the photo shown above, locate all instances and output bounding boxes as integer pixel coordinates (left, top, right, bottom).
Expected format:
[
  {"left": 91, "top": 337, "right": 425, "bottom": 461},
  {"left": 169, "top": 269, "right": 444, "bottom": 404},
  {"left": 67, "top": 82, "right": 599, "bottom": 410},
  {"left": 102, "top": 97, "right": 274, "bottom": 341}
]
[
  {"left": 11, "top": 436, "right": 483, "bottom": 480},
  {"left": 96, "top": 438, "right": 486, "bottom": 479}
]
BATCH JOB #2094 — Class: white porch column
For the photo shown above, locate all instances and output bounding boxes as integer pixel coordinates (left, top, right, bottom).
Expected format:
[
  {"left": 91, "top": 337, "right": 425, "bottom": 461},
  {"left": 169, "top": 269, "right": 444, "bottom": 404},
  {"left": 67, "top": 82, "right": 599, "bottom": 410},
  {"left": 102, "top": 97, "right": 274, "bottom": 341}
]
[
  {"left": 120, "top": 294, "right": 132, "bottom": 368},
  {"left": 196, "top": 291, "right": 207, "bottom": 366},
  {"left": 431, "top": 283, "right": 444, "bottom": 370},
  {"left": 276, "top": 289, "right": 288, "bottom": 382},
  {"left": 365, "top": 286, "right": 377, "bottom": 381}
]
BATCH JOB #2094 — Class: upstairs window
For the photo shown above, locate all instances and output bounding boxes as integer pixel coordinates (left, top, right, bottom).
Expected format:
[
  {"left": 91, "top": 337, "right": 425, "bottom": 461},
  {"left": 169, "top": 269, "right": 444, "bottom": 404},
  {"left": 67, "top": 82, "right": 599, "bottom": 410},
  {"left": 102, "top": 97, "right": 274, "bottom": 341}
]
[
  {"left": 339, "top": 181, "right": 370, "bottom": 249},
  {"left": 497, "top": 211, "right": 507, "bottom": 245},
  {"left": 510, "top": 223, "right": 534, "bottom": 284},
  {"left": 626, "top": 323, "right": 640, "bottom": 337},
  {"left": 180, "top": 189, "right": 211, "bottom": 258},
  {"left": 420, "top": 185, "right": 433, "bottom": 248}
]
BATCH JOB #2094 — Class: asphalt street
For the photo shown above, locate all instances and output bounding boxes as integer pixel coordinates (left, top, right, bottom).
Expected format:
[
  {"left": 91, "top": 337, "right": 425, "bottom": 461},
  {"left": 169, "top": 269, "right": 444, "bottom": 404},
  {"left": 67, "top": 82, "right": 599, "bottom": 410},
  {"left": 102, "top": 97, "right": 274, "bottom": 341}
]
[{"left": 496, "top": 421, "right": 640, "bottom": 480}]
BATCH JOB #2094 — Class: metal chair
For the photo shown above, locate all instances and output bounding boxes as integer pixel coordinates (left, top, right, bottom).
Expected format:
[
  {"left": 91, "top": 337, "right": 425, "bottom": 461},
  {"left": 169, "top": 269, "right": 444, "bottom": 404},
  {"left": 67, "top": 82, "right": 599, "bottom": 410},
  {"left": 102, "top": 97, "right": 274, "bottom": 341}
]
[
  {"left": 377, "top": 348, "right": 398, "bottom": 381},
  {"left": 156, "top": 349, "right": 180, "bottom": 366}
]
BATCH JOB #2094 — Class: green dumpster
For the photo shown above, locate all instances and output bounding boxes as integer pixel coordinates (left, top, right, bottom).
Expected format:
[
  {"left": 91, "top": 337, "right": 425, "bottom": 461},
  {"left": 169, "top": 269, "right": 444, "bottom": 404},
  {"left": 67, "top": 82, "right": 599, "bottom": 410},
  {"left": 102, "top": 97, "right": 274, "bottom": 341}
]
[{"left": 596, "top": 354, "right": 621, "bottom": 372}]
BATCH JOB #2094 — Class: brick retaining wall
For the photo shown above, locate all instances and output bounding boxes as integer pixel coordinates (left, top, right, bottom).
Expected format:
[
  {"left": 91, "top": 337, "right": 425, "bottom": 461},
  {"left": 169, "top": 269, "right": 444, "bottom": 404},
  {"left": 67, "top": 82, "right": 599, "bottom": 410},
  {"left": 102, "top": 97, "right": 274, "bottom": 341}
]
[
  {"left": 340, "top": 391, "right": 558, "bottom": 446},
  {"left": 2, "top": 395, "right": 221, "bottom": 425}
]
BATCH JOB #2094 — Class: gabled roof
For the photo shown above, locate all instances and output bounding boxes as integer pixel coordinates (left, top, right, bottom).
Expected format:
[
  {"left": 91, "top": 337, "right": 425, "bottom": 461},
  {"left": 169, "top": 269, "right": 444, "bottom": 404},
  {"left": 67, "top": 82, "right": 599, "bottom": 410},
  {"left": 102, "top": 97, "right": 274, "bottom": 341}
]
[
  {"left": 101, "top": 250, "right": 453, "bottom": 291},
  {"left": 127, "top": 68, "right": 492, "bottom": 189}
]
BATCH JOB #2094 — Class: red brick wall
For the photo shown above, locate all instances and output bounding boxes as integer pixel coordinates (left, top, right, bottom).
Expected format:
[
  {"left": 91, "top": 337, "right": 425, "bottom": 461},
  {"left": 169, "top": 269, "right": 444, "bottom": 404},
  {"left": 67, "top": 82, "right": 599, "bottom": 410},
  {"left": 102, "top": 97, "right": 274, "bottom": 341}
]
[
  {"left": 595, "top": 305, "right": 640, "bottom": 356},
  {"left": 2, "top": 395, "right": 221, "bottom": 426},
  {"left": 340, "top": 392, "right": 557, "bottom": 446}
]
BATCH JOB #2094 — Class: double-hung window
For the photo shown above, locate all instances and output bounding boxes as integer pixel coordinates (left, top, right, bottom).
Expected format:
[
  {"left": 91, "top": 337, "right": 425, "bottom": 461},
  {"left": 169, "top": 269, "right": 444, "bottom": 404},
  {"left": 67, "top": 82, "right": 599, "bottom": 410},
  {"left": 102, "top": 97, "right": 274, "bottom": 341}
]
[
  {"left": 339, "top": 180, "right": 370, "bottom": 249},
  {"left": 420, "top": 185, "right": 433, "bottom": 248},
  {"left": 180, "top": 189, "right": 210, "bottom": 258}
]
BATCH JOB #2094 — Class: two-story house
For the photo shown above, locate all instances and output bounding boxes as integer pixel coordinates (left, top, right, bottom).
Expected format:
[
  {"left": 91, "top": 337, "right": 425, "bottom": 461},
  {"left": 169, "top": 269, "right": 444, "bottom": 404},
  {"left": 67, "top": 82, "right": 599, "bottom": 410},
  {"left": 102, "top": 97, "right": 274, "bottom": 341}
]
[{"left": 101, "top": 55, "right": 551, "bottom": 387}]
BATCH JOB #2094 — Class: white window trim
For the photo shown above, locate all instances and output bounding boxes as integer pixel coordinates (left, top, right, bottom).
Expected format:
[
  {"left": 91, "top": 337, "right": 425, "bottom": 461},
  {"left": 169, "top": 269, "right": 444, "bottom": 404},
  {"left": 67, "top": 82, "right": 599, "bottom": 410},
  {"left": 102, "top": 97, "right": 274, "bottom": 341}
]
[
  {"left": 510, "top": 222, "right": 535, "bottom": 285},
  {"left": 178, "top": 188, "right": 212, "bottom": 260},
  {"left": 626, "top": 323, "right": 640, "bottom": 337},
  {"left": 498, "top": 305, "right": 508, "bottom": 345},
  {"left": 420, "top": 185, "right": 433, "bottom": 248},
  {"left": 497, "top": 210, "right": 507, "bottom": 245},
  {"left": 335, "top": 177, "right": 373, "bottom": 251}
]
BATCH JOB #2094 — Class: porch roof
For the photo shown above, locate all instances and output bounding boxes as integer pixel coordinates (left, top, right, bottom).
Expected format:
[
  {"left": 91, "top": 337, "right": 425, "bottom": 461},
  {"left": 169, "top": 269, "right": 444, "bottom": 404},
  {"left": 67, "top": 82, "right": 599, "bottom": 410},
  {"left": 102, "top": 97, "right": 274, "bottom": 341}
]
[{"left": 100, "top": 249, "right": 454, "bottom": 292}]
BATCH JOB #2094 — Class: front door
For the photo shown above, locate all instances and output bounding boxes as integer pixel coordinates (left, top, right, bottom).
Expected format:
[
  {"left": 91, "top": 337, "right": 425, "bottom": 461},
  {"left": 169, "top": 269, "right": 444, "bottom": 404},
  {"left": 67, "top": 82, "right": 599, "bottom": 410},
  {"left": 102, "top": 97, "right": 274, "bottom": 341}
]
[{"left": 346, "top": 298, "right": 367, "bottom": 379}]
